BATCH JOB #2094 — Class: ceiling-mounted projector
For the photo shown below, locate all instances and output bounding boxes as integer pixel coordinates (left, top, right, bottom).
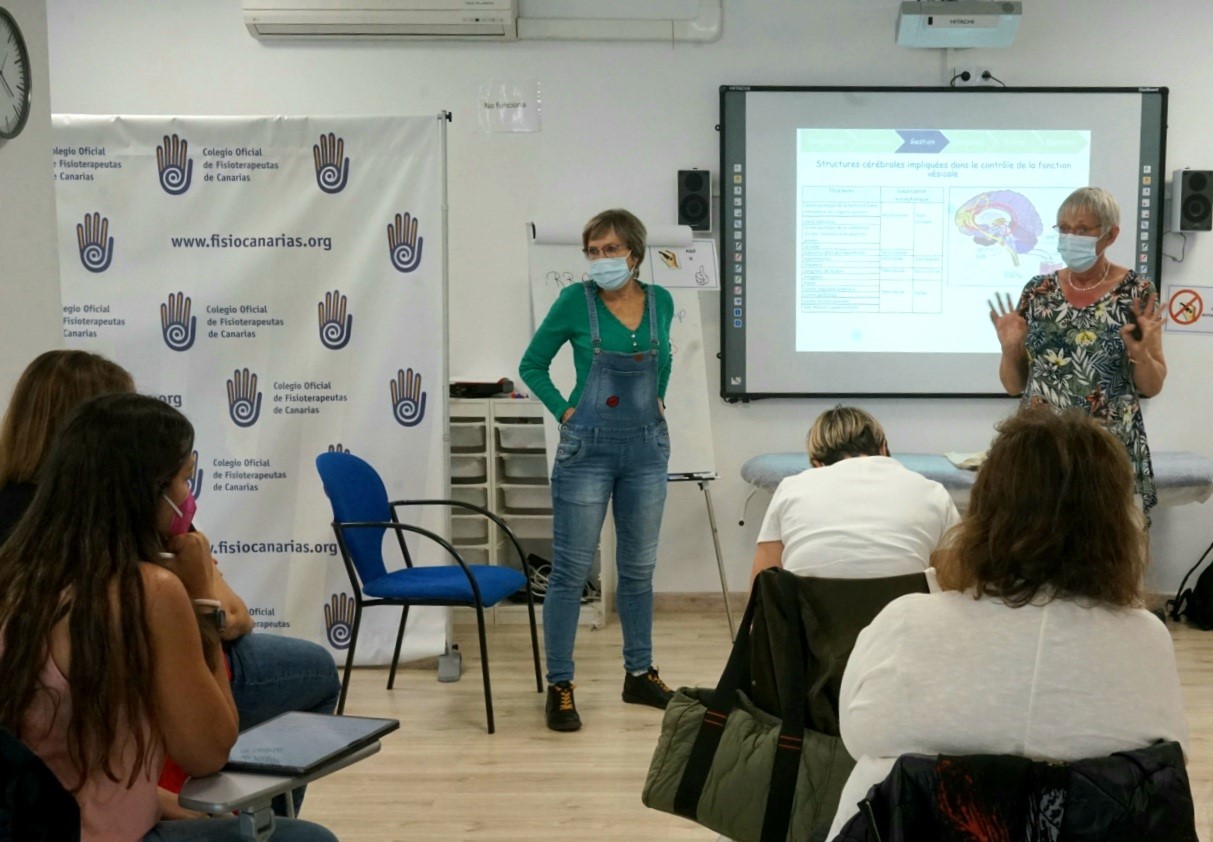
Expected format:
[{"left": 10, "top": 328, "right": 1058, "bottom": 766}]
[{"left": 896, "top": 1, "right": 1022, "bottom": 48}]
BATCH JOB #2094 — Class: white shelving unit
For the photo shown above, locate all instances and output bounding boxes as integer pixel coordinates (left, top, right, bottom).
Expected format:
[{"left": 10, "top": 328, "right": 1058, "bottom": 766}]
[{"left": 450, "top": 397, "right": 608, "bottom": 627}]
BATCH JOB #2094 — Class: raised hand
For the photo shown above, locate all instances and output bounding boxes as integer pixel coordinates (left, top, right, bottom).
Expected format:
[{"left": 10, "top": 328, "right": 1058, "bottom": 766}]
[
  {"left": 156, "top": 133, "right": 193, "bottom": 195},
  {"left": 318, "top": 289, "right": 353, "bottom": 350},
  {"left": 390, "top": 367, "right": 427, "bottom": 427},
  {"left": 324, "top": 592, "right": 356, "bottom": 649},
  {"left": 313, "top": 132, "right": 350, "bottom": 194},
  {"left": 988, "top": 291, "right": 1028, "bottom": 351},
  {"left": 226, "top": 368, "right": 262, "bottom": 428},
  {"left": 387, "top": 212, "right": 424, "bottom": 273},
  {"left": 76, "top": 211, "right": 114, "bottom": 273},
  {"left": 160, "top": 291, "right": 197, "bottom": 351},
  {"left": 1123, "top": 292, "right": 1165, "bottom": 357}
]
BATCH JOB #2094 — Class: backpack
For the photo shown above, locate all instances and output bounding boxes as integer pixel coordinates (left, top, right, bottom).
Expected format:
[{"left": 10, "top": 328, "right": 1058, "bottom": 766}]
[{"left": 1167, "top": 539, "right": 1213, "bottom": 629}]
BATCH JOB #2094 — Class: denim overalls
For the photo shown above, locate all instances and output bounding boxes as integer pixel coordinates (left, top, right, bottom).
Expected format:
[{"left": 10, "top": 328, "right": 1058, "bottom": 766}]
[{"left": 544, "top": 282, "right": 670, "bottom": 684}]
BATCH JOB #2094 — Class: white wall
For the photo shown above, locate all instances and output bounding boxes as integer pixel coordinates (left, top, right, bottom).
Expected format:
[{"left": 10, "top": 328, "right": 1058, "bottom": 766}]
[
  {"left": 0, "top": 0, "right": 61, "bottom": 397},
  {"left": 43, "top": 0, "right": 1213, "bottom": 595}
]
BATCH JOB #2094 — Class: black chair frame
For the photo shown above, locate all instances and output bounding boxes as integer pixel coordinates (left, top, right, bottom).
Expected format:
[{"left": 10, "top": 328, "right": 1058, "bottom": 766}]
[{"left": 329, "top": 498, "right": 542, "bottom": 734}]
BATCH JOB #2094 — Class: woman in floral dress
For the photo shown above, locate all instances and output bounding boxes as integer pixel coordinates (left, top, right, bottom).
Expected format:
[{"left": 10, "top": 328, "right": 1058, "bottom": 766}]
[{"left": 988, "top": 187, "right": 1166, "bottom": 514}]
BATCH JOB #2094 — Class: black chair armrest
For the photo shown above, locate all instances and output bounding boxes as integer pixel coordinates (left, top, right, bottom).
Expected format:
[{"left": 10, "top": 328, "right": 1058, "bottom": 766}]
[
  {"left": 387, "top": 499, "right": 534, "bottom": 579},
  {"left": 335, "top": 520, "right": 487, "bottom": 606}
]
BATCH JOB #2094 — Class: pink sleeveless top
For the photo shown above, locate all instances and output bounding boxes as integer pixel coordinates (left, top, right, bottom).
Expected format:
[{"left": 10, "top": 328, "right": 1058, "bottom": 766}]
[{"left": 16, "top": 647, "right": 163, "bottom": 842}]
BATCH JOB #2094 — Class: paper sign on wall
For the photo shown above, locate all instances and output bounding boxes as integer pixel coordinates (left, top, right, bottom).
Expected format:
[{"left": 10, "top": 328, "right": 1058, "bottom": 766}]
[
  {"left": 1164, "top": 284, "right": 1213, "bottom": 334},
  {"left": 649, "top": 240, "right": 718, "bottom": 289},
  {"left": 477, "top": 80, "right": 542, "bottom": 133}
]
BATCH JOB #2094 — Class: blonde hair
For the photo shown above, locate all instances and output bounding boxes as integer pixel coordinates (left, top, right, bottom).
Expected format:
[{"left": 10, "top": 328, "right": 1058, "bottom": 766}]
[
  {"left": 806, "top": 405, "right": 887, "bottom": 466},
  {"left": 0, "top": 350, "right": 135, "bottom": 484},
  {"left": 582, "top": 209, "right": 647, "bottom": 270},
  {"left": 1058, "top": 186, "right": 1120, "bottom": 234}
]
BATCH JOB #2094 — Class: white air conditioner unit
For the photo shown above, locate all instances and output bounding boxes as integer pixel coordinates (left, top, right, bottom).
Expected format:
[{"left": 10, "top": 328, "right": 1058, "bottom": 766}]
[
  {"left": 896, "top": 1, "right": 1021, "bottom": 49},
  {"left": 243, "top": 0, "right": 519, "bottom": 40}
]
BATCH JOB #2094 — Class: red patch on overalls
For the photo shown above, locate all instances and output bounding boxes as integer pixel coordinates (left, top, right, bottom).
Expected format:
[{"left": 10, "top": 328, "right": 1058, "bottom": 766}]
[{"left": 606, "top": 395, "right": 620, "bottom": 407}]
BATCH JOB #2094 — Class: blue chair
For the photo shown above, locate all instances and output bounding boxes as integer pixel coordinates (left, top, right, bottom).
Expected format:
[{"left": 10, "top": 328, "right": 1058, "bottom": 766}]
[{"left": 315, "top": 451, "right": 542, "bottom": 733}]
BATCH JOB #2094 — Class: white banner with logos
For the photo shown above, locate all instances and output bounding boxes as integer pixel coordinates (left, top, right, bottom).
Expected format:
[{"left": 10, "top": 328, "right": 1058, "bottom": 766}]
[{"left": 52, "top": 115, "right": 448, "bottom": 666}]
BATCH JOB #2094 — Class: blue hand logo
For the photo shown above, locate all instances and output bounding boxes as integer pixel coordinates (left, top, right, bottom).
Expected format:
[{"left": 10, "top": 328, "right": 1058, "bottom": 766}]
[
  {"left": 160, "top": 291, "right": 197, "bottom": 351},
  {"left": 387, "top": 212, "right": 424, "bottom": 273},
  {"left": 226, "top": 368, "right": 262, "bottom": 428},
  {"left": 318, "top": 289, "right": 353, "bottom": 350},
  {"left": 327, "top": 443, "right": 350, "bottom": 454},
  {"left": 313, "top": 132, "right": 350, "bottom": 194},
  {"left": 156, "top": 133, "right": 193, "bottom": 195},
  {"left": 76, "top": 212, "right": 114, "bottom": 273},
  {"left": 324, "top": 592, "right": 356, "bottom": 649},
  {"left": 390, "top": 367, "right": 427, "bottom": 427},
  {"left": 184, "top": 450, "right": 203, "bottom": 500}
]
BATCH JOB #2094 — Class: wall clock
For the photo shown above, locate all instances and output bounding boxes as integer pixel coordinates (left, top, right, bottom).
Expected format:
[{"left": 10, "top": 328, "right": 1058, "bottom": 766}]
[{"left": 0, "top": 7, "right": 31, "bottom": 140}]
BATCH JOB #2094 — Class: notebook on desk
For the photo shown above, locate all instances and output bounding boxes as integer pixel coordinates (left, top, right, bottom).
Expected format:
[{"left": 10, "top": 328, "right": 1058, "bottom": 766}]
[{"left": 223, "top": 711, "right": 399, "bottom": 776}]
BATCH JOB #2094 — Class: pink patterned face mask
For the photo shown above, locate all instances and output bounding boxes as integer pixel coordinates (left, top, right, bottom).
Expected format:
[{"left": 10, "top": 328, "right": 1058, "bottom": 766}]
[{"left": 163, "top": 491, "right": 197, "bottom": 536}]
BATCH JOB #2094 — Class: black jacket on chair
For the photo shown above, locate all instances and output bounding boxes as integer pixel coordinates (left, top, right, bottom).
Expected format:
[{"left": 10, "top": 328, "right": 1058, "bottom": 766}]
[
  {"left": 831, "top": 741, "right": 1196, "bottom": 842},
  {"left": 0, "top": 728, "right": 80, "bottom": 842}
]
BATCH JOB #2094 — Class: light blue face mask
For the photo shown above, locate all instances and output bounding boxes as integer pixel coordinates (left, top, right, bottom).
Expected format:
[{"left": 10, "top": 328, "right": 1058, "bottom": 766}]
[
  {"left": 1057, "top": 233, "right": 1100, "bottom": 272},
  {"left": 588, "top": 257, "right": 633, "bottom": 291}
]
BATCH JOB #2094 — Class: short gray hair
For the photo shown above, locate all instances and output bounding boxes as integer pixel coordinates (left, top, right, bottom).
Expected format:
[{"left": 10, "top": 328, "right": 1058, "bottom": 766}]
[
  {"left": 806, "top": 405, "right": 887, "bottom": 466},
  {"left": 1057, "top": 187, "right": 1120, "bottom": 234}
]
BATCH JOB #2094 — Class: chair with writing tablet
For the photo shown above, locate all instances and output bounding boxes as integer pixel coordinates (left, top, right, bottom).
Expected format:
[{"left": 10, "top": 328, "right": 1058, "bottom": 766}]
[{"left": 314, "top": 451, "right": 542, "bottom": 733}]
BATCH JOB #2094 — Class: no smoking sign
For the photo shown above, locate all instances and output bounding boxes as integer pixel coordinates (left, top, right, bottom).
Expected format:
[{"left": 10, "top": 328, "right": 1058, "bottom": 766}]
[{"left": 1165, "top": 285, "right": 1213, "bottom": 333}]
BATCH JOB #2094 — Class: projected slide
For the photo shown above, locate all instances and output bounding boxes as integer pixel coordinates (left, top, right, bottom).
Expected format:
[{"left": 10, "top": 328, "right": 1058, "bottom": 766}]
[
  {"left": 719, "top": 86, "right": 1168, "bottom": 397},
  {"left": 795, "top": 128, "right": 1089, "bottom": 354}
]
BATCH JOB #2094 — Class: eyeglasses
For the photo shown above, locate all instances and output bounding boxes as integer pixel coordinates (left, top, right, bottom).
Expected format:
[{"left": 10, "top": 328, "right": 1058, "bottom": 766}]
[
  {"left": 583, "top": 243, "right": 629, "bottom": 260},
  {"left": 1053, "top": 224, "right": 1102, "bottom": 237}
]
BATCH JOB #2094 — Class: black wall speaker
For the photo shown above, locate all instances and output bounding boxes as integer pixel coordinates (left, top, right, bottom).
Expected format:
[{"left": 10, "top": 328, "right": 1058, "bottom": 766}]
[
  {"left": 1173, "top": 169, "right": 1213, "bottom": 232},
  {"left": 678, "top": 169, "right": 711, "bottom": 231}
]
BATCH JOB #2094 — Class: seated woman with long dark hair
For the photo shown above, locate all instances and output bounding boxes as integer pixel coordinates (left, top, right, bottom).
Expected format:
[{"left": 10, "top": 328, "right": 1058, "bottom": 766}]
[
  {"left": 0, "top": 393, "right": 335, "bottom": 841},
  {"left": 826, "top": 407, "right": 1189, "bottom": 838},
  {"left": 0, "top": 350, "right": 340, "bottom": 819}
]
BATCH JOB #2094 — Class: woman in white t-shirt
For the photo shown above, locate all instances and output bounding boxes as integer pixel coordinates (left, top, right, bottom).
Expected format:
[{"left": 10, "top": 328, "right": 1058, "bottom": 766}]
[
  {"left": 826, "top": 406, "right": 1189, "bottom": 839},
  {"left": 750, "top": 405, "right": 959, "bottom": 583}
]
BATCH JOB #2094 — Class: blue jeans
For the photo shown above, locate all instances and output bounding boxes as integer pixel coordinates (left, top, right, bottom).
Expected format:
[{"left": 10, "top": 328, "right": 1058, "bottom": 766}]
[
  {"left": 225, "top": 632, "right": 341, "bottom": 814},
  {"left": 545, "top": 421, "right": 669, "bottom": 684},
  {"left": 144, "top": 817, "right": 337, "bottom": 841},
  {"left": 226, "top": 633, "right": 342, "bottom": 730}
]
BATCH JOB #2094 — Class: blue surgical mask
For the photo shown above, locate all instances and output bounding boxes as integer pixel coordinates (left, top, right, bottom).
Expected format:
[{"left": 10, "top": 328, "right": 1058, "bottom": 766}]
[
  {"left": 1057, "top": 233, "right": 1100, "bottom": 272},
  {"left": 588, "top": 257, "right": 633, "bottom": 291}
]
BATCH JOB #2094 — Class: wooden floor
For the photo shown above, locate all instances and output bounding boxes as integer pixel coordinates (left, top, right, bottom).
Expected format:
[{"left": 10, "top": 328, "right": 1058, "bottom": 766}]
[{"left": 299, "top": 612, "right": 1213, "bottom": 841}]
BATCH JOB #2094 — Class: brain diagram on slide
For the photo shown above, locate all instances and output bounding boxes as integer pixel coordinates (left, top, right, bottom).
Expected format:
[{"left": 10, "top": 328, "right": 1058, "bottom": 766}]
[{"left": 795, "top": 128, "right": 1088, "bottom": 354}]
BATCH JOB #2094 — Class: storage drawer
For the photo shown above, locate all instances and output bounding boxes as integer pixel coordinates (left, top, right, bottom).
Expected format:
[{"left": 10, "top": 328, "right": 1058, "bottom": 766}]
[
  {"left": 450, "top": 455, "right": 487, "bottom": 484},
  {"left": 492, "top": 400, "right": 545, "bottom": 422},
  {"left": 450, "top": 486, "right": 487, "bottom": 508},
  {"left": 498, "top": 454, "right": 548, "bottom": 484},
  {"left": 502, "top": 516, "right": 552, "bottom": 541},
  {"left": 499, "top": 485, "right": 552, "bottom": 514},
  {"left": 453, "top": 546, "right": 489, "bottom": 566},
  {"left": 451, "top": 423, "right": 486, "bottom": 451},
  {"left": 496, "top": 424, "right": 545, "bottom": 452},
  {"left": 452, "top": 516, "right": 489, "bottom": 543}
]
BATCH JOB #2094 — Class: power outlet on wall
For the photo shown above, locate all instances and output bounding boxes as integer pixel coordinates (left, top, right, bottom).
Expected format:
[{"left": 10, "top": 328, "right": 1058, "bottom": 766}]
[{"left": 951, "top": 66, "right": 998, "bottom": 87}]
